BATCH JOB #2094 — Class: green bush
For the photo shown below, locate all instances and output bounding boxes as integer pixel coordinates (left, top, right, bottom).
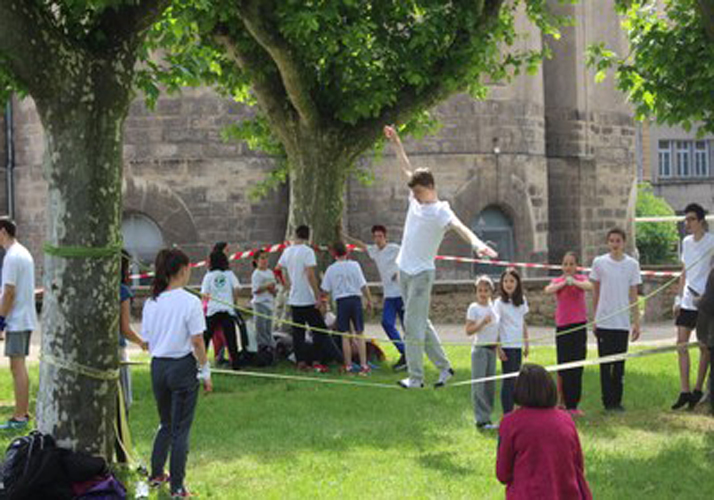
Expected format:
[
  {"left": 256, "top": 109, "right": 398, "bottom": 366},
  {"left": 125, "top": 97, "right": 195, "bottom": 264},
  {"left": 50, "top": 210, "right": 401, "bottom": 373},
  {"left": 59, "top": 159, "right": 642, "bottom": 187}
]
[{"left": 635, "top": 183, "right": 679, "bottom": 265}]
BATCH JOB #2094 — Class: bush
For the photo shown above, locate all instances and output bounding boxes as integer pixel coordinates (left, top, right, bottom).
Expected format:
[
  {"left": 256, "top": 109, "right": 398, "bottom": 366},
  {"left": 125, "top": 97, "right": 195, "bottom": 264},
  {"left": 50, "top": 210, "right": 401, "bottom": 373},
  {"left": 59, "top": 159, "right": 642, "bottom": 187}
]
[{"left": 635, "top": 183, "right": 679, "bottom": 265}]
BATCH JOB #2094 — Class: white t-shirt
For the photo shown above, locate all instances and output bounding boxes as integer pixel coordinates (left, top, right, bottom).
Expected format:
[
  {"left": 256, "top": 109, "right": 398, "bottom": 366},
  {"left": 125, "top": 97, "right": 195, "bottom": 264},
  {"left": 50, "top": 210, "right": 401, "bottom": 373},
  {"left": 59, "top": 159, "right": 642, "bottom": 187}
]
[
  {"left": 396, "top": 194, "right": 456, "bottom": 275},
  {"left": 201, "top": 270, "right": 240, "bottom": 316},
  {"left": 1, "top": 242, "right": 37, "bottom": 332},
  {"left": 321, "top": 260, "right": 367, "bottom": 300},
  {"left": 589, "top": 253, "right": 642, "bottom": 330},
  {"left": 681, "top": 233, "right": 714, "bottom": 310},
  {"left": 367, "top": 243, "right": 401, "bottom": 299},
  {"left": 141, "top": 289, "right": 206, "bottom": 359},
  {"left": 278, "top": 244, "right": 317, "bottom": 306},
  {"left": 251, "top": 269, "right": 276, "bottom": 307},
  {"left": 466, "top": 301, "right": 499, "bottom": 346},
  {"left": 495, "top": 297, "right": 529, "bottom": 349}
]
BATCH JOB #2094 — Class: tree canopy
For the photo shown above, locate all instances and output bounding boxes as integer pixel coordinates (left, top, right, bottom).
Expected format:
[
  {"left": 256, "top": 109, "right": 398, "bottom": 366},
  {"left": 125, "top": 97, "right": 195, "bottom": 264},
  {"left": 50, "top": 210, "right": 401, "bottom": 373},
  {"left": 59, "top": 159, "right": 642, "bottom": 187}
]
[{"left": 588, "top": 0, "right": 714, "bottom": 135}]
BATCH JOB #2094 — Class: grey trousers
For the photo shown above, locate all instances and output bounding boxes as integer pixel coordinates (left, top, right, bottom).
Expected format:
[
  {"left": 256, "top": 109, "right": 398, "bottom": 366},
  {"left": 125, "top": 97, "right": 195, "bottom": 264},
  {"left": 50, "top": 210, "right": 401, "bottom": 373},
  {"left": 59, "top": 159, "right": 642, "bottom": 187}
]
[
  {"left": 471, "top": 347, "right": 496, "bottom": 424},
  {"left": 151, "top": 354, "right": 199, "bottom": 493},
  {"left": 400, "top": 269, "right": 450, "bottom": 382},
  {"left": 254, "top": 303, "right": 275, "bottom": 348}
]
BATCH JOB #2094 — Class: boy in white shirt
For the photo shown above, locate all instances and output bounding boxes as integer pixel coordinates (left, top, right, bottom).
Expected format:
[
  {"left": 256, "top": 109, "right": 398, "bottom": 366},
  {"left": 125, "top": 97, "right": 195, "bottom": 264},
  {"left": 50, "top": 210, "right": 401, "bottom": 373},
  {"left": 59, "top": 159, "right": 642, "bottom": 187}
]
[
  {"left": 590, "top": 228, "right": 642, "bottom": 412},
  {"left": 277, "top": 225, "right": 341, "bottom": 372},
  {"left": 0, "top": 218, "right": 37, "bottom": 430},
  {"left": 321, "top": 241, "right": 374, "bottom": 374},
  {"left": 384, "top": 125, "right": 498, "bottom": 389},
  {"left": 345, "top": 225, "right": 407, "bottom": 371}
]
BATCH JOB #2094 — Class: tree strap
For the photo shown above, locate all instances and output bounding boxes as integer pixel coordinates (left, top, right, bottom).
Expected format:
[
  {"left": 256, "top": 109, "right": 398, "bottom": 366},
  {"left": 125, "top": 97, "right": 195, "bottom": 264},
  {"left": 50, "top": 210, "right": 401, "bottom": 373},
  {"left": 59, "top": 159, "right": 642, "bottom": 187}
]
[
  {"left": 43, "top": 243, "right": 122, "bottom": 258},
  {"left": 41, "top": 353, "right": 120, "bottom": 381}
]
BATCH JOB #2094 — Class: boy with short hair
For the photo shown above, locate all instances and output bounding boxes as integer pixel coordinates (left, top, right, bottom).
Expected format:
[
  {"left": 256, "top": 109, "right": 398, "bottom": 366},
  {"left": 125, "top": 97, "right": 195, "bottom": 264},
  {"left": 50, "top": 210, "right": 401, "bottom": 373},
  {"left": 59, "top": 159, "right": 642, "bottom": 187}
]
[{"left": 589, "top": 228, "right": 642, "bottom": 411}]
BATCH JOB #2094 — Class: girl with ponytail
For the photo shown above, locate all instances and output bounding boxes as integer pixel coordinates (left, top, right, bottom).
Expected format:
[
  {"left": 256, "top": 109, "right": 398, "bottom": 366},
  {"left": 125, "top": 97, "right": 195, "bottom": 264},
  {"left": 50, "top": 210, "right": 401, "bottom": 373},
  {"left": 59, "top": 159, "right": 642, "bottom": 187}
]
[{"left": 141, "top": 248, "right": 211, "bottom": 498}]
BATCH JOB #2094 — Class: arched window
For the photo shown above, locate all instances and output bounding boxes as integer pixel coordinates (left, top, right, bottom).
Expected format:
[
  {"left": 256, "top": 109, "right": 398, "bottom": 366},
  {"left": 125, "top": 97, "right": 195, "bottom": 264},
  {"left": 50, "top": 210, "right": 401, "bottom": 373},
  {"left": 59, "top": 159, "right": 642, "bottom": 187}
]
[
  {"left": 472, "top": 207, "right": 515, "bottom": 276},
  {"left": 122, "top": 212, "right": 164, "bottom": 285}
]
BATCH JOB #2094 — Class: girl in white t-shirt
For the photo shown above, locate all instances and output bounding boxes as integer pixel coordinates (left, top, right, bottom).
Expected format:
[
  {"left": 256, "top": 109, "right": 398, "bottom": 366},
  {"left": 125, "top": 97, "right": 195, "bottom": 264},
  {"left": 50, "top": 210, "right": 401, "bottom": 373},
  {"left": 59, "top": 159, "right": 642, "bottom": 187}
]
[
  {"left": 251, "top": 250, "right": 277, "bottom": 351},
  {"left": 465, "top": 275, "right": 500, "bottom": 429},
  {"left": 201, "top": 250, "right": 241, "bottom": 370},
  {"left": 495, "top": 268, "right": 530, "bottom": 415}
]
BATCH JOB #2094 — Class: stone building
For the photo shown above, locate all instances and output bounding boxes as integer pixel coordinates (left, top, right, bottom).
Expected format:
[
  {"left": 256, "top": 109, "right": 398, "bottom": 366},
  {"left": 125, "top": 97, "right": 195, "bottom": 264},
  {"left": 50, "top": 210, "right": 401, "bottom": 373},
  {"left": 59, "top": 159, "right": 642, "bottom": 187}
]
[{"left": 0, "top": 1, "right": 637, "bottom": 285}]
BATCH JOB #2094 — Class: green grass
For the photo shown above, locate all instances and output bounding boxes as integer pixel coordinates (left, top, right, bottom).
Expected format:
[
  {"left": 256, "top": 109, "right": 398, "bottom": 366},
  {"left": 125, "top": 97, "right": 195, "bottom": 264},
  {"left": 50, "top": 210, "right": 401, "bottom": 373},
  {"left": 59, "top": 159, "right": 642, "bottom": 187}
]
[{"left": 1, "top": 346, "right": 713, "bottom": 499}]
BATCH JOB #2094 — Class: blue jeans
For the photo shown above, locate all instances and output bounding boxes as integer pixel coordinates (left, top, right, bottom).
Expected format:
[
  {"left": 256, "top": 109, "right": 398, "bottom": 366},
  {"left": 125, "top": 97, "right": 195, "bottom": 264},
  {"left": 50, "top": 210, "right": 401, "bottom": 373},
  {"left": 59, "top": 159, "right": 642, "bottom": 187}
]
[
  {"left": 501, "top": 348, "right": 523, "bottom": 414},
  {"left": 382, "top": 297, "right": 405, "bottom": 355}
]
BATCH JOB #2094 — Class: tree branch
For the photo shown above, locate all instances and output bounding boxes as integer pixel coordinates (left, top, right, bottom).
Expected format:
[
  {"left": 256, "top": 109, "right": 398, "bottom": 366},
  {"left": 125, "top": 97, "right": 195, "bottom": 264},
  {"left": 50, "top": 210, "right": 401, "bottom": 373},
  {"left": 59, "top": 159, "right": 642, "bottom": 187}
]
[
  {"left": 238, "top": 0, "right": 320, "bottom": 128},
  {"left": 0, "top": 0, "right": 63, "bottom": 97},
  {"left": 96, "top": 0, "right": 173, "bottom": 51},
  {"left": 212, "top": 23, "right": 298, "bottom": 147}
]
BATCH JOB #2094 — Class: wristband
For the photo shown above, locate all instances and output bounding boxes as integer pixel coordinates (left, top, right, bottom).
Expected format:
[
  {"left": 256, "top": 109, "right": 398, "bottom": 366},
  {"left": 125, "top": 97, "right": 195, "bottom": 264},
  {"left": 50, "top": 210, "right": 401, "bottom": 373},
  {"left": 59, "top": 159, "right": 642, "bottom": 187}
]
[
  {"left": 0, "top": 316, "right": 5, "bottom": 331},
  {"left": 197, "top": 362, "right": 211, "bottom": 381}
]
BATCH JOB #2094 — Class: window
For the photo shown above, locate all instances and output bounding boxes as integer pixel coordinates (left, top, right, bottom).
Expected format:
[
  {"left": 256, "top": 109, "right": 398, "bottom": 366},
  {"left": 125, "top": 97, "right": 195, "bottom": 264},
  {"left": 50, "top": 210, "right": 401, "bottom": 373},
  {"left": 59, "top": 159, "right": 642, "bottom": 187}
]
[
  {"left": 676, "top": 141, "right": 691, "bottom": 177},
  {"left": 472, "top": 207, "right": 515, "bottom": 277},
  {"left": 658, "top": 140, "right": 672, "bottom": 178},
  {"left": 122, "top": 212, "right": 164, "bottom": 286},
  {"left": 694, "top": 141, "right": 709, "bottom": 177}
]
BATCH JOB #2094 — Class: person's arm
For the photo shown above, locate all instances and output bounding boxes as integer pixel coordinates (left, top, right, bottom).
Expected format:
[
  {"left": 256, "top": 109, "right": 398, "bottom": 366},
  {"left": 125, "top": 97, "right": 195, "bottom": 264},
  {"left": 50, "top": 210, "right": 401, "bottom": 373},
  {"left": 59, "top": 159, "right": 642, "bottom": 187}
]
[
  {"left": 630, "top": 285, "right": 641, "bottom": 341},
  {"left": 191, "top": 334, "right": 213, "bottom": 392},
  {"left": 496, "top": 423, "right": 515, "bottom": 485},
  {"left": 383, "top": 125, "right": 413, "bottom": 182},
  {"left": 120, "top": 300, "right": 148, "bottom": 350},
  {"left": 306, "top": 266, "right": 320, "bottom": 306},
  {"left": 448, "top": 217, "right": 498, "bottom": 258},
  {"left": 0, "top": 284, "right": 16, "bottom": 319},
  {"left": 544, "top": 280, "right": 566, "bottom": 294},
  {"left": 523, "top": 323, "right": 530, "bottom": 358},
  {"left": 344, "top": 234, "right": 368, "bottom": 252},
  {"left": 465, "top": 316, "right": 492, "bottom": 336},
  {"left": 361, "top": 284, "right": 374, "bottom": 314},
  {"left": 591, "top": 281, "right": 600, "bottom": 327},
  {"left": 674, "top": 267, "right": 686, "bottom": 314},
  {"left": 573, "top": 278, "right": 593, "bottom": 291}
]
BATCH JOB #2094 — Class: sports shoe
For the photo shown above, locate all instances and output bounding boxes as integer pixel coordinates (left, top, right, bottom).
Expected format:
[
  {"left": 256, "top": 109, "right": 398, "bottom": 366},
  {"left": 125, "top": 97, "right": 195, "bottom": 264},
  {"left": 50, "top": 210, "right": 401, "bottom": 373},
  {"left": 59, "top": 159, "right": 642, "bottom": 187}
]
[
  {"left": 688, "top": 389, "right": 704, "bottom": 410},
  {"left": 149, "top": 473, "right": 170, "bottom": 488},
  {"left": 483, "top": 422, "right": 499, "bottom": 430},
  {"left": 171, "top": 487, "right": 195, "bottom": 498},
  {"left": 434, "top": 368, "right": 455, "bottom": 388},
  {"left": 671, "top": 392, "right": 691, "bottom": 410},
  {"left": 0, "top": 417, "right": 29, "bottom": 430},
  {"left": 358, "top": 366, "right": 371, "bottom": 376},
  {"left": 398, "top": 377, "right": 424, "bottom": 389},
  {"left": 392, "top": 354, "right": 407, "bottom": 372},
  {"left": 313, "top": 363, "right": 329, "bottom": 373}
]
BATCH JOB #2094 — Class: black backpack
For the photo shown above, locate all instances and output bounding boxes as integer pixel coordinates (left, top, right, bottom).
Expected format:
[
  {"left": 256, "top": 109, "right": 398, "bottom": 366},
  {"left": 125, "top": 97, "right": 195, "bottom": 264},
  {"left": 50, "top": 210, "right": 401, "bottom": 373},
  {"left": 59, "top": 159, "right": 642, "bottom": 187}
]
[{"left": 1, "top": 431, "right": 56, "bottom": 496}]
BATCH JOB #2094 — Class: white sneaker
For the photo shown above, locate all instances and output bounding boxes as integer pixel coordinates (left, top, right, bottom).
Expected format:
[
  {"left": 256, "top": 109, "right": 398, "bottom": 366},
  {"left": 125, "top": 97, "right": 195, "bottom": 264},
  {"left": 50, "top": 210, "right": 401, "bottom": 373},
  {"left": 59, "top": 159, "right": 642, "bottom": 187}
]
[
  {"left": 434, "top": 368, "right": 455, "bottom": 388},
  {"left": 398, "top": 377, "right": 424, "bottom": 389},
  {"left": 483, "top": 423, "right": 499, "bottom": 430}
]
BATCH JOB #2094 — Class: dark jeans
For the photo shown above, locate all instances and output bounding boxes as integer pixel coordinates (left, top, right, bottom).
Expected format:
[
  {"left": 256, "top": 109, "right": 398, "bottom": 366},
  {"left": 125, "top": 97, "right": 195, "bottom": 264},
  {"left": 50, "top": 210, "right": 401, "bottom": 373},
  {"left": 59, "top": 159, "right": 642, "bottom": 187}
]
[
  {"left": 556, "top": 323, "right": 587, "bottom": 410},
  {"left": 204, "top": 312, "right": 240, "bottom": 368},
  {"left": 382, "top": 297, "right": 405, "bottom": 355},
  {"left": 150, "top": 354, "right": 199, "bottom": 494},
  {"left": 291, "top": 305, "right": 342, "bottom": 365},
  {"left": 501, "top": 348, "right": 523, "bottom": 414},
  {"left": 595, "top": 328, "right": 629, "bottom": 408}
]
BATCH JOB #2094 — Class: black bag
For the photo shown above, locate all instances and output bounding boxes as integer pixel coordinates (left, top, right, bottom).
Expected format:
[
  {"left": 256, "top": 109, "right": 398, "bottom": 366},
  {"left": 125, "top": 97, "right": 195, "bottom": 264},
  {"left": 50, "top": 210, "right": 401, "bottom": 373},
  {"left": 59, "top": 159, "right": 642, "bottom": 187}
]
[{"left": 2, "top": 431, "right": 56, "bottom": 496}]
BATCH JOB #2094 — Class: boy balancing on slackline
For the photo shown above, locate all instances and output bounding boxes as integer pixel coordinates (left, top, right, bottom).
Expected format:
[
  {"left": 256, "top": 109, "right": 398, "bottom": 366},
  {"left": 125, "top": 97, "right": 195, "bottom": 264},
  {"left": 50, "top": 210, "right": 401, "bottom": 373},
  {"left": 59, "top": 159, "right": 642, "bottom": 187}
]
[{"left": 384, "top": 125, "right": 498, "bottom": 389}]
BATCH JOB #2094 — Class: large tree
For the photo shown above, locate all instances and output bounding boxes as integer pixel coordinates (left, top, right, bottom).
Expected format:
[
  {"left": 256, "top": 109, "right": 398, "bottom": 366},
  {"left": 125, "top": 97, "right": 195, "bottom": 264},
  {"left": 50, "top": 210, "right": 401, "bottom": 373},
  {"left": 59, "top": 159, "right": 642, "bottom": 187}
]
[
  {"left": 0, "top": 0, "right": 171, "bottom": 457},
  {"left": 589, "top": 0, "right": 714, "bottom": 134},
  {"left": 147, "top": 0, "right": 557, "bottom": 244}
]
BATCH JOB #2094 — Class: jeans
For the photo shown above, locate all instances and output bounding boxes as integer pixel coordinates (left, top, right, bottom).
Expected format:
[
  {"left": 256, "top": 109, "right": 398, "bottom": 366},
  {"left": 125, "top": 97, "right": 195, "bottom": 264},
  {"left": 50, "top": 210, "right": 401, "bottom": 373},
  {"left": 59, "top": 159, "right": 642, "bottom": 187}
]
[
  {"left": 501, "top": 348, "right": 523, "bottom": 414},
  {"left": 595, "top": 328, "right": 629, "bottom": 408},
  {"left": 471, "top": 346, "right": 496, "bottom": 424},
  {"left": 381, "top": 297, "right": 405, "bottom": 354},
  {"left": 150, "top": 354, "right": 199, "bottom": 493},
  {"left": 254, "top": 303, "right": 275, "bottom": 349},
  {"left": 204, "top": 312, "right": 240, "bottom": 368},
  {"left": 556, "top": 323, "right": 587, "bottom": 409},
  {"left": 399, "top": 270, "right": 450, "bottom": 383}
]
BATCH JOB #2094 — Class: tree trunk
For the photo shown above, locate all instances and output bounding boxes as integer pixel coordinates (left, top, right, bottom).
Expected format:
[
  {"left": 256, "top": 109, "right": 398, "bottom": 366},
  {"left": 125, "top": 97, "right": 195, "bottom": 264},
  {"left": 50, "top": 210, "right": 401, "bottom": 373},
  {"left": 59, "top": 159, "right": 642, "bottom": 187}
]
[
  {"left": 34, "top": 83, "right": 130, "bottom": 458},
  {"left": 285, "top": 132, "right": 354, "bottom": 246}
]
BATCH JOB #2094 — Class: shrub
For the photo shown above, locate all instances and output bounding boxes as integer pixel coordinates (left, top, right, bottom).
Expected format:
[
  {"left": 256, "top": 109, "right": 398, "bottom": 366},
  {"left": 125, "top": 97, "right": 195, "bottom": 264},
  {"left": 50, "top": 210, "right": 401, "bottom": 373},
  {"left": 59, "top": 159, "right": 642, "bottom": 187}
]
[{"left": 635, "top": 183, "right": 679, "bottom": 265}]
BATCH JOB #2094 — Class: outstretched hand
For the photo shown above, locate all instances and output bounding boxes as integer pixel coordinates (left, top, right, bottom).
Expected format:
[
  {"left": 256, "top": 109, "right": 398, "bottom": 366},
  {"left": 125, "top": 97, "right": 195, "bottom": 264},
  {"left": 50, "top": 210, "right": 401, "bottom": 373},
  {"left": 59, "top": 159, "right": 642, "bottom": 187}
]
[
  {"left": 477, "top": 245, "right": 498, "bottom": 259},
  {"left": 383, "top": 125, "right": 399, "bottom": 142}
]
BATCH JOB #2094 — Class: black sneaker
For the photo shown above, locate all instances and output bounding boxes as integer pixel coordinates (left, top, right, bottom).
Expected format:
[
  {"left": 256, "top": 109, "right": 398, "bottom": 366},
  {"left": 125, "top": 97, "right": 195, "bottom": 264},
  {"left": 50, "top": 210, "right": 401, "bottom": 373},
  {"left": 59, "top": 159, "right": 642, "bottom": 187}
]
[
  {"left": 392, "top": 354, "right": 407, "bottom": 372},
  {"left": 671, "top": 392, "right": 691, "bottom": 410},
  {"left": 688, "top": 389, "right": 703, "bottom": 411}
]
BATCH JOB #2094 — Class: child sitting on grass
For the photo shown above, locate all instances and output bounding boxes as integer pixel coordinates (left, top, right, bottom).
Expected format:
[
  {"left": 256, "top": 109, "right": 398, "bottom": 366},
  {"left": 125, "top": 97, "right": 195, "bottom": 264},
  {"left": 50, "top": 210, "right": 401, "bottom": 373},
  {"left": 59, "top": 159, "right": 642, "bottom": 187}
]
[
  {"left": 465, "top": 275, "right": 500, "bottom": 430},
  {"left": 497, "top": 364, "right": 592, "bottom": 500}
]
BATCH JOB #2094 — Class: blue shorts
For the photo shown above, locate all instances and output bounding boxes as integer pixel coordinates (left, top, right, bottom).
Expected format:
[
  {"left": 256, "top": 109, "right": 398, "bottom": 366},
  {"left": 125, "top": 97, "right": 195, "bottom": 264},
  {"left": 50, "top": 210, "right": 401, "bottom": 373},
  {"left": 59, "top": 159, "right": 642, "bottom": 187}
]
[{"left": 336, "top": 296, "right": 364, "bottom": 333}]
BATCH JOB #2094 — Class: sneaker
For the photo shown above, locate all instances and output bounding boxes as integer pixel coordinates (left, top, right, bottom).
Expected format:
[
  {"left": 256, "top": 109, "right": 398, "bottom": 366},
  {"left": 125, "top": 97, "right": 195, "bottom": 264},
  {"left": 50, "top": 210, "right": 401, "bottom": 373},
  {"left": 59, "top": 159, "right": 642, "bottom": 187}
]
[
  {"left": 358, "top": 366, "right": 371, "bottom": 376},
  {"left": 434, "top": 368, "right": 455, "bottom": 388},
  {"left": 392, "top": 354, "right": 407, "bottom": 372},
  {"left": 688, "top": 389, "right": 704, "bottom": 411},
  {"left": 149, "top": 473, "right": 170, "bottom": 488},
  {"left": 313, "top": 363, "right": 329, "bottom": 373},
  {"left": 671, "top": 392, "right": 691, "bottom": 410},
  {"left": 0, "top": 418, "right": 29, "bottom": 430},
  {"left": 483, "top": 422, "right": 500, "bottom": 430},
  {"left": 171, "top": 487, "right": 195, "bottom": 498},
  {"left": 398, "top": 377, "right": 424, "bottom": 389}
]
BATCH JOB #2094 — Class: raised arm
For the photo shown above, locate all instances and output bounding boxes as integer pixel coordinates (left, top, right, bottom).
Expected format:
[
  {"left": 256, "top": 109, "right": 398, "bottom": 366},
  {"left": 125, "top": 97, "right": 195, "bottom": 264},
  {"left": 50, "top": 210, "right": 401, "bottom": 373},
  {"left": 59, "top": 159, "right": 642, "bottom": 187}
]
[
  {"left": 344, "top": 233, "right": 368, "bottom": 252},
  {"left": 449, "top": 217, "right": 498, "bottom": 258},
  {"left": 383, "top": 125, "right": 413, "bottom": 183}
]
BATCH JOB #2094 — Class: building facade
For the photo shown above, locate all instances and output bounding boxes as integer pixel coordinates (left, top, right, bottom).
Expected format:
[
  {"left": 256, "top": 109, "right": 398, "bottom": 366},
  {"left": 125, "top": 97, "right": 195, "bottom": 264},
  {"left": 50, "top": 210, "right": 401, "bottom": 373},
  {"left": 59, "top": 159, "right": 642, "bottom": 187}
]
[{"left": 1, "top": 1, "right": 637, "bottom": 285}]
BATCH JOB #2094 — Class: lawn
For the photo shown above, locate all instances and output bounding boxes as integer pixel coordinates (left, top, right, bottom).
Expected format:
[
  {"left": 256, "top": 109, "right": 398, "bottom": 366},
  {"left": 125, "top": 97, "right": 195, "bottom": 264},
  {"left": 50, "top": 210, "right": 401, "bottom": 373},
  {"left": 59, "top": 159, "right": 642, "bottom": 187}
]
[{"left": 1, "top": 345, "right": 713, "bottom": 499}]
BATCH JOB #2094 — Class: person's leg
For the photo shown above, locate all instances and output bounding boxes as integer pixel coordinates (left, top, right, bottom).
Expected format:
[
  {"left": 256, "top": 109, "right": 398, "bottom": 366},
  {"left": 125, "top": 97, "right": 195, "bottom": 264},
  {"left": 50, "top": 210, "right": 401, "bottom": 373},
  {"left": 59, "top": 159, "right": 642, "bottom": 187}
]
[
  {"left": 351, "top": 297, "right": 368, "bottom": 369},
  {"left": 217, "top": 313, "right": 240, "bottom": 369},
  {"left": 9, "top": 356, "right": 29, "bottom": 419},
  {"left": 558, "top": 324, "right": 585, "bottom": 410},
  {"left": 167, "top": 356, "right": 200, "bottom": 494},
  {"left": 571, "top": 326, "right": 587, "bottom": 409},
  {"left": 150, "top": 359, "right": 173, "bottom": 479},
  {"left": 611, "top": 330, "right": 630, "bottom": 408},
  {"left": 417, "top": 271, "right": 451, "bottom": 374},
  {"left": 695, "top": 343, "right": 711, "bottom": 392},
  {"left": 400, "top": 271, "right": 428, "bottom": 384},
  {"left": 596, "top": 329, "right": 614, "bottom": 409},
  {"left": 472, "top": 347, "right": 493, "bottom": 425},
  {"left": 676, "top": 325, "right": 693, "bottom": 392},
  {"left": 204, "top": 314, "right": 216, "bottom": 350},
  {"left": 291, "top": 306, "right": 309, "bottom": 366},
  {"left": 500, "top": 348, "right": 522, "bottom": 414},
  {"left": 255, "top": 304, "right": 275, "bottom": 349},
  {"left": 555, "top": 326, "right": 568, "bottom": 407},
  {"left": 382, "top": 297, "right": 405, "bottom": 355}
]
